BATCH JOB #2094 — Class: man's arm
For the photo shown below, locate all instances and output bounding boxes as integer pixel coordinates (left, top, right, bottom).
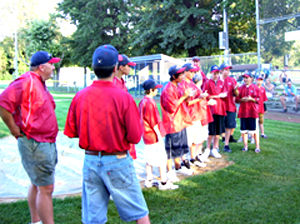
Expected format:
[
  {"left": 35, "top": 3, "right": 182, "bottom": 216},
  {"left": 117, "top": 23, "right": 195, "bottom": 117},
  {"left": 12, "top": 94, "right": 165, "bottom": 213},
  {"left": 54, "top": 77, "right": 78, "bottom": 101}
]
[{"left": 0, "top": 106, "right": 23, "bottom": 137}]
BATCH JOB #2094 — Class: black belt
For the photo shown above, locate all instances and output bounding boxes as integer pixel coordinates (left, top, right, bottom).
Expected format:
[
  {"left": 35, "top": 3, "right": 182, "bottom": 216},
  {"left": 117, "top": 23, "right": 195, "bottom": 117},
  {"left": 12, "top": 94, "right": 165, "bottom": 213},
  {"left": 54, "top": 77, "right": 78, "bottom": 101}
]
[{"left": 85, "top": 150, "right": 127, "bottom": 156}]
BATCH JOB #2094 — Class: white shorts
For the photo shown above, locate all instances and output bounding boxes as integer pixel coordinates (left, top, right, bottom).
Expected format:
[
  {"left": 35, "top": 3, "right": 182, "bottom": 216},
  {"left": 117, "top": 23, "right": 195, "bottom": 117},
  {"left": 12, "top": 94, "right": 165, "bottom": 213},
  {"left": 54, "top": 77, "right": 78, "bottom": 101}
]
[
  {"left": 186, "top": 120, "right": 208, "bottom": 147},
  {"left": 144, "top": 141, "right": 167, "bottom": 167},
  {"left": 286, "top": 96, "right": 295, "bottom": 103}
]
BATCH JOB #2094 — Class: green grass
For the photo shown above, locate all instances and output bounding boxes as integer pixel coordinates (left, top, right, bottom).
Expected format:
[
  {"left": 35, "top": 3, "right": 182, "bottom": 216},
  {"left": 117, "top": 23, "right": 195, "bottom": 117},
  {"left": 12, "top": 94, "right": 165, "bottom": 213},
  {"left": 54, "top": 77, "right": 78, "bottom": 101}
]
[{"left": 1, "top": 95, "right": 300, "bottom": 223}]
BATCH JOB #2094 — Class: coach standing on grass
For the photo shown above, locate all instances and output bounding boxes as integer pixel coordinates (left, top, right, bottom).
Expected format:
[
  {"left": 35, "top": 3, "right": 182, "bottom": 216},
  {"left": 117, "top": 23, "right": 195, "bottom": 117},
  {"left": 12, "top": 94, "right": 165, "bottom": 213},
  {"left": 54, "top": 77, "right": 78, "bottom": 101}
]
[
  {"left": 0, "top": 51, "right": 60, "bottom": 224},
  {"left": 64, "top": 44, "right": 150, "bottom": 224}
]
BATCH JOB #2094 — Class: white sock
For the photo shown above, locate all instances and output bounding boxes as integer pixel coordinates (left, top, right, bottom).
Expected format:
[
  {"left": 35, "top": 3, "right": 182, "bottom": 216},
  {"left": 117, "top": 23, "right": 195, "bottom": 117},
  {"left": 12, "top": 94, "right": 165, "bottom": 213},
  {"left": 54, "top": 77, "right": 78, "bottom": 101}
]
[{"left": 32, "top": 221, "right": 42, "bottom": 224}]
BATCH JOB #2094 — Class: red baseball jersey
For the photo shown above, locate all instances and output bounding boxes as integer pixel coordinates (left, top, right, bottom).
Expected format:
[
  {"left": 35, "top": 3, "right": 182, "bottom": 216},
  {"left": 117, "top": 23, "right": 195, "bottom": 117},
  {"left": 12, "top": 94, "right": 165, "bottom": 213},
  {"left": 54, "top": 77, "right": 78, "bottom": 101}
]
[
  {"left": 257, "top": 86, "right": 268, "bottom": 114},
  {"left": 138, "top": 96, "right": 166, "bottom": 145},
  {"left": 223, "top": 76, "right": 237, "bottom": 112},
  {"left": 236, "top": 83, "right": 260, "bottom": 118},
  {"left": 64, "top": 80, "right": 142, "bottom": 153},
  {"left": 203, "top": 79, "right": 227, "bottom": 116},
  {"left": 113, "top": 76, "right": 128, "bottom": 92},
  {"left": 160, "top": 82, "right": 192, "bottom": 134}
]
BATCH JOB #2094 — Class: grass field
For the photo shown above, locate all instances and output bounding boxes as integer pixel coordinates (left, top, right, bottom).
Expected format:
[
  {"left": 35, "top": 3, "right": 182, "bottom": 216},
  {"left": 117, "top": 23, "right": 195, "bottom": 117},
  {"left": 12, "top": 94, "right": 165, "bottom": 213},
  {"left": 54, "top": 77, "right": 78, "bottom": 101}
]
[{"left": 0, "top": 92, "right": 300, "bottom": 223}]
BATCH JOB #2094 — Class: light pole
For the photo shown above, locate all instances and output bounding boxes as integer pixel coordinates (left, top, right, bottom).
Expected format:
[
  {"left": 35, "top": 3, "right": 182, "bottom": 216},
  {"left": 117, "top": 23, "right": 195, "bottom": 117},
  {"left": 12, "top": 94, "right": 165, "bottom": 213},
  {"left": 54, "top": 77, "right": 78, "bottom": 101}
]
[
  {"left": 223, "top": 1, "right": 229, "bottom": 64},
  {"left": 255, "top": 0, "right": 261, "bottom": 73}
]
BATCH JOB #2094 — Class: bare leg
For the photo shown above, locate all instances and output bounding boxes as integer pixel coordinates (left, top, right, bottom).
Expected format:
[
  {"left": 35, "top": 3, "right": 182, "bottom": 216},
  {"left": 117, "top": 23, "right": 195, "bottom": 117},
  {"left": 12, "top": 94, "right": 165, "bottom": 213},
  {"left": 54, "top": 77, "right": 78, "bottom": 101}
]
[
  {"left": 190, "top": 143, "right": 196, "bottom": 159},
  {"left": 230, "top": 128, "right": 235, "bottom": 136},
  {"left": 146, "top": 164, "right": 153, "bottom": 181},
  {"left": 167, "top": 159, "right": 173, "bottom": 172},
  {"left": 224, "top": 128, "right": 231, "bottom": 146},
  {"left": 242, "top": 133, "right": 248, "bottom": 149},
  {"left": 259, "top": 123, "right": 264, "bottom": 135},
  {"left": 159, "top": 164, "right": 167, "bottom": 182},
  {"left": 174, "top": 158, "right": 181, "bottom": 170},
  {"left": 280, "top": 96, "right": 286, "bottom": 109},
  {"left": 254, "top": 132, "right": 260, "bottom": 149},
  {"left": 207, "top": 135, "right": 213, "bottom": 149},
  {"left": 213, "top": 135, "right": 220, "bottom": 149},
  {"left": 136, "top": 215, "right": 151, "bottom": 224},
  {"left": 28, "top": 184, "right": 40, "bottom": 223},
  {"left": 295, "top": 96, "right": 299, "bottom": 109},
  {"left": 36, "top": 184, "right": 55, "bottom": 224}
]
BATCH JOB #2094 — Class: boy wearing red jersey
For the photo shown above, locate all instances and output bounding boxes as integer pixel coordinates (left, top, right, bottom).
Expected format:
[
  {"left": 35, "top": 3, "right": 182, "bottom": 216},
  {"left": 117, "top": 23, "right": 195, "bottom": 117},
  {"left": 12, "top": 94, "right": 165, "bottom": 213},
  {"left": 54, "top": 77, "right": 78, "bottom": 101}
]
[
  {"left": 220, "top": 63, "right": 239, "bottom": 153},
  {"left": 139, "top": 79, "right": 179, "bottom": 190},
  {"left": 161, "top": 65, "right": 193, "bottom": 182},
  {"left": 236, "top": 72, "right": 261, "bottom": 153},
  {"left": 114, "top": 54, "right": 137, "bottom": 159},
  {"left": 256, "top": 75, "right": 268, "bottom": 139},
  {"left": 203, "top": 65, "right": 227, "bottom": 159},
  {"left": 192, "top": 56, "right": 208, "bottom": 90},
  {"left": 180, "top": 63, "right": 208, "bottom": 167}
]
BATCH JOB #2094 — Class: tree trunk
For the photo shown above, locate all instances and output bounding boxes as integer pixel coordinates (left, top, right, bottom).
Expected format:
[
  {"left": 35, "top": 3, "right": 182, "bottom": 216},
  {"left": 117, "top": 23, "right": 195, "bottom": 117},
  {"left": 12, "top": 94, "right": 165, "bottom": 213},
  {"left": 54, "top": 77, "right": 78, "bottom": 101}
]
[{"left": 188, "top": 47, "right": 197, "bottom": 57}]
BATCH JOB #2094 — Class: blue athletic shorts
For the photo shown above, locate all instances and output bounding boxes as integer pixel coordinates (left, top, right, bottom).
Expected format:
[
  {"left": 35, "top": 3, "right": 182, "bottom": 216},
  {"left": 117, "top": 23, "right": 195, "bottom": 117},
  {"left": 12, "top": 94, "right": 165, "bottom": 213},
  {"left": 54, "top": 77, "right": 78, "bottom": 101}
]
[
  {"left": 240, "top": 118, "right": 256, "bottom": 133},
  {"left": 208, "top": 114, "right": 225, "bottom": 135},
  {"left": 18, "top": 136, "right": 57, "bottom": 186},
  {"left": 224, "top": 111, "right": 236, "bottom": 129},
  {"left": 165, "top": 128, "right": 189, "bottom": 159},
  {"left": 82, "top": 151, "right": 149, "bottom": 224}
]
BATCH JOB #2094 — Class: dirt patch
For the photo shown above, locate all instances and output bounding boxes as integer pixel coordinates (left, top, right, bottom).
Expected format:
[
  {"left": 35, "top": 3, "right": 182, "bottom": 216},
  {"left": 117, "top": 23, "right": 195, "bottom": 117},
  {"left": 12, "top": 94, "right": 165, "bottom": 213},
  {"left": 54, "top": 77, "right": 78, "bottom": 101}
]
[{"left": 264, "top": 110, "right": 300, "bottom": 123}]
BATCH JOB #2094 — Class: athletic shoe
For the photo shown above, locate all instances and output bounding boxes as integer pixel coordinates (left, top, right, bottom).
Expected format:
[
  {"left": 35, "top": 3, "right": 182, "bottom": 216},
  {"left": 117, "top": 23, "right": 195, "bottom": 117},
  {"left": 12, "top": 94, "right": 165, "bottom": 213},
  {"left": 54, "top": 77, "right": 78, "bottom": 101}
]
[
  {"left": 200, "top": 148, "right": 211, "bottom": 162},
  {"left": 159, "top": 181, "right": 179, "bottom": 190},
  {"left": 210, "top": 148, "right": 222, "bottom": 159},
  {"left": 176, "top": 166, "right": 194, "bottom": 176},
  {"left": 181, "top": 159, "right": 191, "bottom": 169},
  {"left": 261, "top": 134, "right": 268, "bottom": 139},
  {"left": 229, "top": 135, "right": 238, "bottom": 143},
  {"left": 190, "top": 159, "right": 207, "bottom": 167},
  {"left": 250, "top": 138, "right": 255, "bottom": 144},
  {"left": 242, "top": 147, "right": 248, "bottom": 151},
  {"left": 255, "top": 148, "right": 261, "bottom": 153},
  {"left": 283, "top": 108, "right": 287, "bottom": 113},
  {"left": 166, "top": 170, "right": 180, "bottom": 182},
  {"left": 237, "top": 137, "right": 243, "bottom": 143},
  {"left": 195, "top": 153, "right": 210, "bottom": 163},
  {"left": 223, "top": 145, "right": 232, "bottom": 153},
  {"left": 144, "top": 179, "right": 159, "bottom": 188}
]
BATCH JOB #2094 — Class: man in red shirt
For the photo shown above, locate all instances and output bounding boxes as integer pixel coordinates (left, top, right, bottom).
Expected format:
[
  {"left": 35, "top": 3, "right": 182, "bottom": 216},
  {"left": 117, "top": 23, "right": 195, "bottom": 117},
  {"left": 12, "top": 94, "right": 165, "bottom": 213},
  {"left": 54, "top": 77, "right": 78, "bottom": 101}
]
[
  {"left": 180, "top": 63, "right": 207, "bottom": 167},
  {"left": 139, "top": 79, "right": 178, "bottom": 190},
  {"left": 64, "top": 45, "right": 150, "bottom": 224},
  {"left": 256, "top": 75, "right": 268, "bottom": 139},
  {"left": 0, "top": 51, "right": 60, "bottom": 224},
  {"left": 114, "top": 54, "right": 138, "bottom": 159},
  {"left": 220, "top": 63, "right": 239, "bottom": 153},
  {"left": 192, "top": 56, "right": 208, "bottom": 90},
  {"left": 161, "top": 65, "right": 193, "bottom": 182},
  {"left": 236, "top": 71, "right": 261, "bottom": 153},
  {"left": 203, "top": 65, "right": 227, "bottom": 159}
]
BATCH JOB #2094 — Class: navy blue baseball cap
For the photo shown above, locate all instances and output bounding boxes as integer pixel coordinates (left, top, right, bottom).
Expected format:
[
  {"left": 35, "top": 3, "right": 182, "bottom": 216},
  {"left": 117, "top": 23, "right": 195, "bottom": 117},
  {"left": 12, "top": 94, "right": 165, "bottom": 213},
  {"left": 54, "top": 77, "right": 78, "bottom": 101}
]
[
  {"left": 169, "top": 65, "right": 186, "bottom": 76},
  {"left": 192, "top": 56, "right": 200, "bottom": 62},
  {"left": 210, "top": 65, "right": 220, "bottom": 73},
  {"left": 118, "top": 54, "right": 136, "bottom": 66},
  {"left": 142, "top": 79, "right": 163, "bottom": 90},
  {"left": 183, "top": 63, "right": 199, "bottom": 72},
  {"left": 243, "top": 71, "right": 253, "bottom": 78},
  {"left": 220, "top": 63, "right": 232, "bottom": 70},
  {"left": 30, "top": 51, "right": 60, "bottom": 66},
  {"left": 193, "top": 74, "right": 202, "bottom": 84},
  {"left": 92, "top": 44, "right": 118, "bottom": 68}
]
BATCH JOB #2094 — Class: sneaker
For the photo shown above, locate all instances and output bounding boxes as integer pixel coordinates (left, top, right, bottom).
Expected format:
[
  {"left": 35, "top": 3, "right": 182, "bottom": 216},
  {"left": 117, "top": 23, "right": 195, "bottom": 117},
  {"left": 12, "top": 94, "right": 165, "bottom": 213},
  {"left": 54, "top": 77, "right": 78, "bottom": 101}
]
[
  {"left": 255, "top": 148, "right": 261, "bottom": 153},
  {"left": 176, "top": 166, "right": 194, "bottom": 176},
  {"left": 242, "top": 147, "right": 248, "bottom": 151},
  {"left": 159, "top": 181, "right": 179, "bottom": 190},
  {"left": 283, "top": 108, "right": 287, "bottom": 113},
  {"left": 250, "top": 138, "right": 255, "bottom": 144},
  {"left": 200, "top": 148, "right": 211, "bottom": 162},
  {"left": 166, "top": 170, "right": 180, "bottom": 182},
  {"left": 210, "top": 148, "right": 222, "bottom": 159},
  {"left": 196, "top": 154, "right": 210, "bottom": 163},
  {"left": 229, "top": 135, "right": 237, "bottom": 143},
  {"left": 237, "top": 137, "right": 243, "bottom": 143},
  {"left": 223, "top": 145, "right": 232, "bottom": 153},
  {"left": 261, "top": 134, "right": 268, "bottom": 139},
  {"left": 144, "top": 179, "right": 159, "bottom": 188},
  {"left": 190, "top": 159, "right": 207, "bottom": 167},
  {"left": 181, "top": 159, "right": 191, "bottom": 169}
]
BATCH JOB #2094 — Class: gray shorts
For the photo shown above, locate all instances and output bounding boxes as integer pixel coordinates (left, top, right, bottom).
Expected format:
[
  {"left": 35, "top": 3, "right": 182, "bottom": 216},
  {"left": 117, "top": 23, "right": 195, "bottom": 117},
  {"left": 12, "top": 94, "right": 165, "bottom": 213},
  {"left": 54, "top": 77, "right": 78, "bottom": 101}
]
[{"left": 18, "top": 136, "right": 58, "bottom": 186}]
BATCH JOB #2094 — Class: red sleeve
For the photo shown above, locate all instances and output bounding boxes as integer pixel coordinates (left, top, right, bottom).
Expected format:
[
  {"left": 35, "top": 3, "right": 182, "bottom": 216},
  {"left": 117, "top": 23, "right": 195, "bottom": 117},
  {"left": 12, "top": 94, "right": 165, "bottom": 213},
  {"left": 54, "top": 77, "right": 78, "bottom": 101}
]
[
  {"left": 161, "top": 88, "right": 179, "bottom": 114},
  {"left": 64, "top": 96, "right": 78, "bottom": 138}
]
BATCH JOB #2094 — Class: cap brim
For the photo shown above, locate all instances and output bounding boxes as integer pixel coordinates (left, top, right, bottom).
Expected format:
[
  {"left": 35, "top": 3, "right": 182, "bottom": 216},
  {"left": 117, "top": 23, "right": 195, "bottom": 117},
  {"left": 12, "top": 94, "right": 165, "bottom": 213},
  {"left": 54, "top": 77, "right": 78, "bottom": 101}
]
[
  {"left": 128, "top": 61, "right": 136, "bottom": 66},
  {"left": 211, "top": 69, "right": 220, "bottom": 73},
  {"left": 243, "top": 75, "right": 251, "bottom": 78},
  {"left": 190, "top": 68, "right": 199, "bottom": 72},
  {"left": 48, "top": 58, "right": 60, "bottom": 64},
  {"left": 155, "top": 84, "right": 163, "bottom": 89},
  {"left": 256, "top": 77, "right": 264, "bottom": 80},
  {"left": 177, "top": 67, "right": 186, "bottom": 74},
  {"left": 223, "top": 66, "right": 232, "bottom": 70}
]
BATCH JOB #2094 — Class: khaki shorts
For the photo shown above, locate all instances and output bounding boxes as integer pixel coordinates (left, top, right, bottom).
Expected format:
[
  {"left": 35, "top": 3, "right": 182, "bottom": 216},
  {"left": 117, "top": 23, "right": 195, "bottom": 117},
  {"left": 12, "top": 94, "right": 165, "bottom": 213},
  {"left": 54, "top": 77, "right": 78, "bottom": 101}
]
[{"left": 18, "top": 136, "right": 57, "bottom": 186}]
